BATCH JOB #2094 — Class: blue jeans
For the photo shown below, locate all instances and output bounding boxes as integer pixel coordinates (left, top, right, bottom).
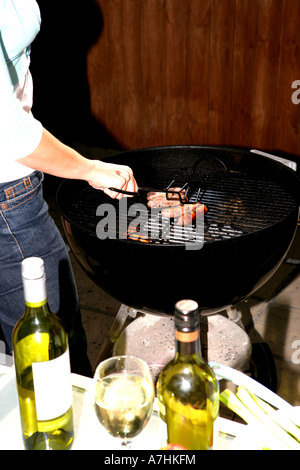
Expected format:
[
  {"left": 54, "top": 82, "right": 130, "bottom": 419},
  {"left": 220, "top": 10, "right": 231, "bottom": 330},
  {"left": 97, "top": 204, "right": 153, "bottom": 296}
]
[{"left": 0, "top": 171, "right": 91, "bottom": 376}]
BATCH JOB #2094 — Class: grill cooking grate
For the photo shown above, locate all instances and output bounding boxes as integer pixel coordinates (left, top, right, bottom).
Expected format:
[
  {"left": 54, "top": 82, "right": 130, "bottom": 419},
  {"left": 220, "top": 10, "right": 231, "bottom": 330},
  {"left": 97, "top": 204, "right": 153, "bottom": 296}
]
[{"left": 62, "top": 173, "right": 298, "bottom": 245}]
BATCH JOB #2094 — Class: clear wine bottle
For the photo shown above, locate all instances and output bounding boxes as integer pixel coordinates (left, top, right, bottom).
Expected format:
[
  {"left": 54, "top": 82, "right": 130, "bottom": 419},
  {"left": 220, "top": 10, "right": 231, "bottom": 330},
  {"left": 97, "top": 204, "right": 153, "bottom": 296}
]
[{"left": 12, "top": 257, "right": 74, "bottom": 450}]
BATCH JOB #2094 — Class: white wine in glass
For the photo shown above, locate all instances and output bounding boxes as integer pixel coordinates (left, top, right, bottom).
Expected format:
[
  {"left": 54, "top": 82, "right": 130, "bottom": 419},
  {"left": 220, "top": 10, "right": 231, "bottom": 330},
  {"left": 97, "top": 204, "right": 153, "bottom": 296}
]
[{"left": 94, "top": 355, "right": 154, "bottom": 448}]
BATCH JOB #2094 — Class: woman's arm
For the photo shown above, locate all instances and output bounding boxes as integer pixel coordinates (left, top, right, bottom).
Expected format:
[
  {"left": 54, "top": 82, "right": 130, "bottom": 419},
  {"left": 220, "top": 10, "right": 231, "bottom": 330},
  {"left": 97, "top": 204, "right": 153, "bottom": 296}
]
[{"left": 17, "top": 127, "right": 138, "bottom": 199}]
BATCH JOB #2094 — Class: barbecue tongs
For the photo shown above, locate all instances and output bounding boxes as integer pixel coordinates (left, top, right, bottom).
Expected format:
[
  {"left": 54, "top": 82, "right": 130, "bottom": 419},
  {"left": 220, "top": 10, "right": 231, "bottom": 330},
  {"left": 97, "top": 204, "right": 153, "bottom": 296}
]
[{"left": 109, "top": 181, "right": 196, "bottom": 204}]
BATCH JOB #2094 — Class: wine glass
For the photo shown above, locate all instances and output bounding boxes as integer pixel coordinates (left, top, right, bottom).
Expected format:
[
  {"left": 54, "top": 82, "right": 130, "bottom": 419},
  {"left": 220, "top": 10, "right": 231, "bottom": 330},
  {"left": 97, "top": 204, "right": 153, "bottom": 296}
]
[{"left": 94, "top": 355, "right": 154, "bottom": 449}]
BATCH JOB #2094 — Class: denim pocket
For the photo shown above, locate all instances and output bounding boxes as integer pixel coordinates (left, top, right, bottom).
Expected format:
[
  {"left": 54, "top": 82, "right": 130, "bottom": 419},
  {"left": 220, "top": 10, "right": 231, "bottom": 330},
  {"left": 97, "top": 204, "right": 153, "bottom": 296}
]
[
  {"left": 0, "top": 171, "right": 47, "bottom": 237},
  {"left": 0, "top": 171, "right": 44, "bottom": 212}
]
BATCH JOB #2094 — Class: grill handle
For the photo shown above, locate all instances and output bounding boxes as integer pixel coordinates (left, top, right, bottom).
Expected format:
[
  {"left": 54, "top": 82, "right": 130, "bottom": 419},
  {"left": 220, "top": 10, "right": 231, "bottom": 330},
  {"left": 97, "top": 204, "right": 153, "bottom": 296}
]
[{"left": 250, "top": 149, "right": 297, "bottom": 172}]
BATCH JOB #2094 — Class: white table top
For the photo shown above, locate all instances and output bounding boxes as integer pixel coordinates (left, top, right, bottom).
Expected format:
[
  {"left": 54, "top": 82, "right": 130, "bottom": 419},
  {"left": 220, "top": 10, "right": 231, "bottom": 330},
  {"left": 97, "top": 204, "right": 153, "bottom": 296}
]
[{"left": 0, "top": 357, "right": 243, "bottom": 451}]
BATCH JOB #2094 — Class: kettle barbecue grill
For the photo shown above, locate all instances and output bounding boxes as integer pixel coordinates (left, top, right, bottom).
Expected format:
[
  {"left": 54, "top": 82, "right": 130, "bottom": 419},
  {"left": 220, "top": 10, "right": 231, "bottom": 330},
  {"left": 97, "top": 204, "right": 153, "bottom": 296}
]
[{"left": 56, "top": 146, "right": 300, "bottom": 386}]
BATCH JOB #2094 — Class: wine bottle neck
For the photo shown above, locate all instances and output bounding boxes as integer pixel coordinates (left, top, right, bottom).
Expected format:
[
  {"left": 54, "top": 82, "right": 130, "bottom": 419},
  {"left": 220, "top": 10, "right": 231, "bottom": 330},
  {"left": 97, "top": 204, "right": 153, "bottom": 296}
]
[
  {"left": 24, "top": 299, "right": 48, "bottom": 308},
  {"left": 175, "top": 329, "right": 201, "bottom": 356},
  {"left": 23, "top": 275, "right": 47, "bottom": 307}
]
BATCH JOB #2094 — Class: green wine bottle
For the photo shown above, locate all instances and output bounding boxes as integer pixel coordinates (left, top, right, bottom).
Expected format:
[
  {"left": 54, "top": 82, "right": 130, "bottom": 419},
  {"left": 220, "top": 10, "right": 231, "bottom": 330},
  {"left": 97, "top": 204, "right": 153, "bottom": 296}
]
[
  {"left": 156, "top": 299, "right": 219, "bottom": 450},
  {"left": 12, "top": 257, "right": 74, "bottom": 450}
]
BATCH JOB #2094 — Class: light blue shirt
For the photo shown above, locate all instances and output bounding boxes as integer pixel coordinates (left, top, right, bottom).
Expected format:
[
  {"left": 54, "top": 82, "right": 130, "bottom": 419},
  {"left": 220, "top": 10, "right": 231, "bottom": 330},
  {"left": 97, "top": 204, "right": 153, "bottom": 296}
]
[{"left": 0, "top": 0, "right": 43, "bottom": 181}]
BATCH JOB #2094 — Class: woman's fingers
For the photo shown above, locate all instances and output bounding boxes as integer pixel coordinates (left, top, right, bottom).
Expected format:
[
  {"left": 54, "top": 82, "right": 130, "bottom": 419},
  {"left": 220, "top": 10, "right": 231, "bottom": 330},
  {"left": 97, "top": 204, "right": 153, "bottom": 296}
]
[{"left": 88, "top": 161, "right": 138, "bottom": 198}]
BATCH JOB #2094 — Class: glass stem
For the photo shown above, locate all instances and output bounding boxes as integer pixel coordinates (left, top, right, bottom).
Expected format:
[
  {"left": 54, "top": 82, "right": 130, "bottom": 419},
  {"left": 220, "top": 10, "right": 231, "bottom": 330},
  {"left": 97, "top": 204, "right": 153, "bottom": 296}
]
[{"left": 121, "top": 437, "right": 132, "bottom": 449}]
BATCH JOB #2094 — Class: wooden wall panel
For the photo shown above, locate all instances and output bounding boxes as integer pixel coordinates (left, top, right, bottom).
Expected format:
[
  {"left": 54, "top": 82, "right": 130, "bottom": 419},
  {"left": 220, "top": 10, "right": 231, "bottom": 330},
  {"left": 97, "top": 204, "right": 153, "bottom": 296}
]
[
  {"left": 122, "top": 1, "right": 145, "bottom": 148},
  {"left": 250, "top": 0, "right": 283, "bottom": 149},
  {"left": 275, "top": 0, "right": 300, "bottom": 154},
  {"left": 164, "top": 0, "right": 187, "bottom": 145},
  {"left": 230, "top": 0, "right": 258, "bottom": 147},
  {"left": 208, "top": 0, "right": 236, "bottom": 145},
  {"left": 185, "top": 0, "right": 211, "bottom": 144},
  {"left": 87, "top": 0, "right": 300, "bottom": 158},
  {"left": 143, "top": 0, "right": 167, "bottom": 146}
]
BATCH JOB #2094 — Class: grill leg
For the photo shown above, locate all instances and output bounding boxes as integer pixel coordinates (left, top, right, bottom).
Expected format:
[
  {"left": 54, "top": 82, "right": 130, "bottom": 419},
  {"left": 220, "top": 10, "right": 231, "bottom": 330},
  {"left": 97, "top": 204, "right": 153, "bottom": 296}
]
[
  {"left": 226, "top": 306, "right": 245, "bottom": 330},
  {"left": 92, "top": 304, "right": 138, "bottom": 373}
]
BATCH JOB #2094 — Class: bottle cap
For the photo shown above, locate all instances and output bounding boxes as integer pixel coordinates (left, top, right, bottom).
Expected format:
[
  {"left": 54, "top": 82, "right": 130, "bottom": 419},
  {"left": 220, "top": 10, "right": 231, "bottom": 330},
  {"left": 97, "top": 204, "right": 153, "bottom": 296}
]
[
  {"left": 175, "top": 299, "right": 198, "bottom": 313},
  {"left": 174, "top": 299, "right": 199, "bottom": 332},
  {"left": 22, "top": 258, "right": 47, "bottom": 304},
  {"left": 22, "top": 257, "right": 45, "bottom": 280}
]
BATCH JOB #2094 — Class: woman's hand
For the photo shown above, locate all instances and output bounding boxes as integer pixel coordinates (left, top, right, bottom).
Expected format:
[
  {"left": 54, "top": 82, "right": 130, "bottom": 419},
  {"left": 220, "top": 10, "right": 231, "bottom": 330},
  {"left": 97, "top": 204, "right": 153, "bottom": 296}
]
[
  {"left": 87, "top": 160, "right": 138, "bottom": 199},
  {"left": 16, "top": 128, "right": 138, "bottom": 199}
]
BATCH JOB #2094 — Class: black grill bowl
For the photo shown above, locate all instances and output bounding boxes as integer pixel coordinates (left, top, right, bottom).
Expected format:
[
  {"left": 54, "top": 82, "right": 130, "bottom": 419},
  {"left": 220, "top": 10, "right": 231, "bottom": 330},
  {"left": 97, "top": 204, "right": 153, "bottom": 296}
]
[{"left": 56, "top": 146, "right": 300, "bottom": 315}]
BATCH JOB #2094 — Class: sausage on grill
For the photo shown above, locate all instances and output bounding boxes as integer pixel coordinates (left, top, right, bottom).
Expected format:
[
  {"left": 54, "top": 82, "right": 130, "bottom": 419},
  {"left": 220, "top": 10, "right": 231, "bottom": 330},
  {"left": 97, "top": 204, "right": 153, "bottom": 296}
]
[
  {"left": 147, "top": 187, "right": 187, "bottom": 208},
  {"left": 147, "top": 187, "right": 186, "bottom": 200},
  {"left": 147, "top": 198, "right": 182, "bottom": 208},
  {"left": 177, "top": 203, "right": 207, "bottom": 226},
  {"left": 147, "top": 187, "right": 207, "bottom": 226},
  {"left": 160, "top": 205, "right": 186, "bottom": 218},
  {"left": 160, "top": 202, "right": 207, "bottom": 225}
]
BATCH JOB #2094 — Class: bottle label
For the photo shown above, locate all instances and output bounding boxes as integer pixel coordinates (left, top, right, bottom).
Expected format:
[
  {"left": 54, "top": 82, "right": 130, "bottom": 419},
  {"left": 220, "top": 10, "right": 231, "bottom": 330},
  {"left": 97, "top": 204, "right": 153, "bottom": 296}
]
[
  {"left": 32, "top": 349, "right": 73, "bottom": 421},
  {"left": 175, "top": 330, "right": 199, "bottom": 343}
]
